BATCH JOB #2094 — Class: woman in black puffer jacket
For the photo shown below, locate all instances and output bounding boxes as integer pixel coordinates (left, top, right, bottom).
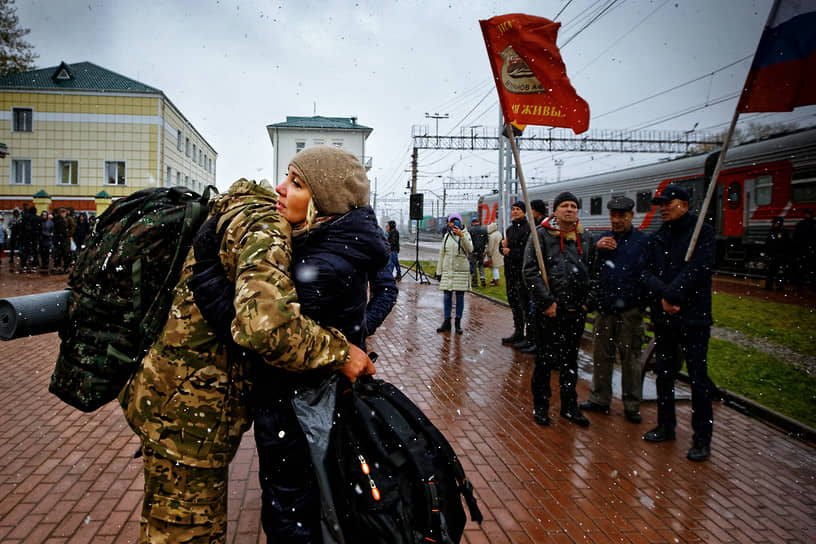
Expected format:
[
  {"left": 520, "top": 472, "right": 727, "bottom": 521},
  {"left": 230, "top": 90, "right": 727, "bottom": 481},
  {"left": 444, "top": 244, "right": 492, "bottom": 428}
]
[{"left": 188, "top": 146, "right": 394, "bottom": 544}]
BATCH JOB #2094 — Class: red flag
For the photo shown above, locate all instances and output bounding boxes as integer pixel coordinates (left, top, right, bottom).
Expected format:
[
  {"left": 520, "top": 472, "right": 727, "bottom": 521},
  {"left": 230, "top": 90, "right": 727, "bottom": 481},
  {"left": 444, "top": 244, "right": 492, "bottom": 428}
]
[
  {"left": 480, "top": 13, "right": 590, "bottom": 134},
  {"left": 738, "top": 0, "right": 816, "bottom": 113}
]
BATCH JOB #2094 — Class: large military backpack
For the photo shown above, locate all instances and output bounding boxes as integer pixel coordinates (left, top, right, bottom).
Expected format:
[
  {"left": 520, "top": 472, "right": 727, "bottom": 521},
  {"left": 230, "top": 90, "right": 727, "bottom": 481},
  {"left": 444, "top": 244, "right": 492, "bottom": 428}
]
[
  {"left": 49, "top": 186, "right": 214, "bottom": 412},
  {"left": 327, "top": 375, "right": 483, "bottom": 544}
]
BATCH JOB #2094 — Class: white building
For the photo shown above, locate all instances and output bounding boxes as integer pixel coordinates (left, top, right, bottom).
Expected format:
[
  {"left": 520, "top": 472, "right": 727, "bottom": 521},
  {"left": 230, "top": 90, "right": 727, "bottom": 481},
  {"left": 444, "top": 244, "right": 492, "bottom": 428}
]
[{"left": 266, "top": 115, "right": 373, "bottom": 185}]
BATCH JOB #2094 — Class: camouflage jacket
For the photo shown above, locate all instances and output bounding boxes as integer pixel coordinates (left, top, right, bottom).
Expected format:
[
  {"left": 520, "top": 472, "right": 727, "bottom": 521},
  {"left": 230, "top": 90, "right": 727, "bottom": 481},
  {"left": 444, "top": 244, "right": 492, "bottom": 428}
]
[{"left": 119, "top": 179, "right": 351, "bottom": 468}]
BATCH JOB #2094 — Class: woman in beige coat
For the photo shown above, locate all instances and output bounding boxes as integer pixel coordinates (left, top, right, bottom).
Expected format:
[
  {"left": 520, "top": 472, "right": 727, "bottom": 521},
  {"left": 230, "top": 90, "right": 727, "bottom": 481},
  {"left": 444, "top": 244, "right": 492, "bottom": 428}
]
[
  {"left": 485, "top": 222, "right": 504, "bottom": 286},
  {"left": 435, "top": 213, "right": 473, "bottom": 334}
]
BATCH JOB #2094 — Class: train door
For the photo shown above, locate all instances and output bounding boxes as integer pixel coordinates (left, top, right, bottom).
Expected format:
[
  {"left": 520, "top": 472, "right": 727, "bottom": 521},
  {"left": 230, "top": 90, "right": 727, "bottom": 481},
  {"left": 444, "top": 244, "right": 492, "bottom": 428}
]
[{"left": 719, "top": 176, "right": 744, "bottom": 237}]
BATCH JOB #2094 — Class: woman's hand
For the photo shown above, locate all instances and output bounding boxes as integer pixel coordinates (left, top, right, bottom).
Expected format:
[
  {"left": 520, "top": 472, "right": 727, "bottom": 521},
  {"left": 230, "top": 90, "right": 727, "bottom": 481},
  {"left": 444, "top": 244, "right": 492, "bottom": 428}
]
[{"left": 339, "top": 344, "right": 376, "bottom": 382}]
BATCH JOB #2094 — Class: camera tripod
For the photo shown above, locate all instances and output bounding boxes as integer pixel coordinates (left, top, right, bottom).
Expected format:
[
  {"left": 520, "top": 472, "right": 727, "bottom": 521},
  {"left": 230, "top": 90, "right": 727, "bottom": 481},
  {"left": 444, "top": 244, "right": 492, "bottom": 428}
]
[{"left": 402, "top": 233, "right": 431, "bottom": 284}]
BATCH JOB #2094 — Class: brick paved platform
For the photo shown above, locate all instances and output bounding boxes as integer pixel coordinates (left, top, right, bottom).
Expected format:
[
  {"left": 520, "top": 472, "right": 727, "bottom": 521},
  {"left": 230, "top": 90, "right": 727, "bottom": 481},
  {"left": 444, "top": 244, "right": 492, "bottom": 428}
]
[{"left": 0, "top": 270, "right": 814, "bottom": 543}]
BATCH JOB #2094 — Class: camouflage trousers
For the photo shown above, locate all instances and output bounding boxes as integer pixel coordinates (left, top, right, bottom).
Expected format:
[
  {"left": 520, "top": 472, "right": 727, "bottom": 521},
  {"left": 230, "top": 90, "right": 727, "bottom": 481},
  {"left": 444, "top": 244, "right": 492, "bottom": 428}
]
[{"left": 140, "top": 446, "right": 228, "bottom": 544}]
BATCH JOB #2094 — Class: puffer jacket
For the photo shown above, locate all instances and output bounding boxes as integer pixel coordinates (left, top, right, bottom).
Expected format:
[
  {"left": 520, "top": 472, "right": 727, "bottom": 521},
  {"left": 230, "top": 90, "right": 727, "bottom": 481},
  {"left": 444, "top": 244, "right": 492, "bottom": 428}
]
[
  {"left": 435, "top": 228, "right": 473, "bottom": 291},
  {"left": 119, "top": 179, "right": 351, "bottom": 468},
  {"left": 523, "top": 215, "right": 599, "bottom": 312}
]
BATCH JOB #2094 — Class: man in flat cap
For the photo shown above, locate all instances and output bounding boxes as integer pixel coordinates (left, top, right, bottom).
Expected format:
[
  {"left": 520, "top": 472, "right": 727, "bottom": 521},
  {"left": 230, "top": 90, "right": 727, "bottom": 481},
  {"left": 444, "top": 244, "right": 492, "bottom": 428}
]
[
  {"left": 640, "top": 185, "right": 715, "bottom": 462},
  {"left": 580, "top": 195, "right": 648, "bottom": 423}
]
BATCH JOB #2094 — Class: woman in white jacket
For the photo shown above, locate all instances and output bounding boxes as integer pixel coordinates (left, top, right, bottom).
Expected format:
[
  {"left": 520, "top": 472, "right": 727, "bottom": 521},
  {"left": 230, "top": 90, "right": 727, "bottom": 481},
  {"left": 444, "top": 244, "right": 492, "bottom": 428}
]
[{"left": 435, "top": 213, "right": 473, "bottom": 334}]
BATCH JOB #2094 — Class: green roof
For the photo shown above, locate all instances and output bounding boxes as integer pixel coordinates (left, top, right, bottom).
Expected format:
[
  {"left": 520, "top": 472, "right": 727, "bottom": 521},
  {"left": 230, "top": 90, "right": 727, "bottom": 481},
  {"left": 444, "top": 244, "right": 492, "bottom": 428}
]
[
  {"left": 267, "top": 115, "right": 372, "bottom": 132},
  {"left": 0, "top": 61, "right": 161, "bottom": 93}
]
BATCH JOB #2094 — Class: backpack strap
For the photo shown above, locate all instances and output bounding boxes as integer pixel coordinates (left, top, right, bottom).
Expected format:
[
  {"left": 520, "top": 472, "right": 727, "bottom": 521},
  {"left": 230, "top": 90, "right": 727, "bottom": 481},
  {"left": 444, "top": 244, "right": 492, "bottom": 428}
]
[
  {"left": 139, "top": 189, "right": 210, "bottom": 340},
  {"left": 378, "top": 381, "right": 483, "bottom": 525}
]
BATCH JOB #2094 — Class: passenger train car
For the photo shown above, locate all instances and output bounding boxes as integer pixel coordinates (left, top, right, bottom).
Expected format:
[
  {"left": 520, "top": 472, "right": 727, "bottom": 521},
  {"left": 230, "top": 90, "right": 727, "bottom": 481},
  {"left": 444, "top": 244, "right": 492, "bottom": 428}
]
[{"left": 477, "top": 128, "right": 816, "bottom": 273}]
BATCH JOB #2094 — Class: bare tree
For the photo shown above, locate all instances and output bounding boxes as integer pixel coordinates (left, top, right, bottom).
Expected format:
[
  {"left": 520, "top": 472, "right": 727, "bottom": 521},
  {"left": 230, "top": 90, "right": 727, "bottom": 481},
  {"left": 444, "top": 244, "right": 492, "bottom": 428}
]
[{"left": 0, "top": 0, "right": 37, "bottom": 76}]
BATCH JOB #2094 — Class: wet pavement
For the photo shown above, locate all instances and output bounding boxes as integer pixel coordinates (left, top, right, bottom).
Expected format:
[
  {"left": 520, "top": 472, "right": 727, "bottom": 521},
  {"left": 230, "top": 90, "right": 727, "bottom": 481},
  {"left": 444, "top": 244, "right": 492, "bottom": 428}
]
[{"left": 0, "top": 268, "right": 814, "bottom": 543}]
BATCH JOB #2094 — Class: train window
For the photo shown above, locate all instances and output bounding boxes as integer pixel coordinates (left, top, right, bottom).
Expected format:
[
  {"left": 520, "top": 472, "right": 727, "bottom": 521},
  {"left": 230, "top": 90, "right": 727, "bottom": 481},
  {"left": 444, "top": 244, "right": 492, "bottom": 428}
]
[
  {"left": 636, "top": 191, "right": 652, "bottom": 212},
  {"left": 755, "top": 175, "right": 773, "bottom": 206},
  {"left": 727, "top": 182, "right": 741, "bottom": 209},
  {"left": 590, "top": 197, "right": 603, "bottom": 215},
  {"left": 791, "top": 166, "right": 816, "bottom": 203}
]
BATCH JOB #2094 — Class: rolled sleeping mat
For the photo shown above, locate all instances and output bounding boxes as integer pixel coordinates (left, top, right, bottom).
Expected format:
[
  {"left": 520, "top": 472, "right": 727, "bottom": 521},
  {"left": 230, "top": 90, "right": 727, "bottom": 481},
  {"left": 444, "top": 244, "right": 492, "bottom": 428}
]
[{"left": 0, "top": 290, "right": 72, "bottom": 341}]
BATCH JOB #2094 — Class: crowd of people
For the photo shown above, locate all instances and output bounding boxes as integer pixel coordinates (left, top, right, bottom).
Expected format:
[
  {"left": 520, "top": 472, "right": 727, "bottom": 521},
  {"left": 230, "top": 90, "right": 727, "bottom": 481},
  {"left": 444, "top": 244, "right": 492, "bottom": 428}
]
[
  {"left": 429, "top": 188, "right": 813, "bottom": 464},
  {"left": 1, "top": 205, "right": 92, "bottom": 274}
]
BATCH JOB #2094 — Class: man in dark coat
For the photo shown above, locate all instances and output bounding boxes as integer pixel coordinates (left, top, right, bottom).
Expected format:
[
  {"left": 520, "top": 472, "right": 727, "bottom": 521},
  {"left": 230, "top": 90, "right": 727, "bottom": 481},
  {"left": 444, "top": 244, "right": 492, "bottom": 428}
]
[
  {"left": 469, "top": 217, "right": 488, "bottom": 287},
  {"left": 579, "top": 196, "right": 648, "bottom": 423},
  {"left": 501, "top": 201, "right": 531, "bottom": 346},
  {"left": 523, "top": 192, "right": 598, "bottom": 427},
  {"left": 792, "top": 208, "right": 815, "bottom": 289},
  {"left": 764, "top": 216, "right": 789, "bottom": 291},
  {"left": 640, "top": 185, "right": 715, "bottom": 462},
  {"left": 386, "top": 220, "right": 401, "bottom": 281},
  {"left": 19, "top": 206, "right": 41, "bottom": 273}
]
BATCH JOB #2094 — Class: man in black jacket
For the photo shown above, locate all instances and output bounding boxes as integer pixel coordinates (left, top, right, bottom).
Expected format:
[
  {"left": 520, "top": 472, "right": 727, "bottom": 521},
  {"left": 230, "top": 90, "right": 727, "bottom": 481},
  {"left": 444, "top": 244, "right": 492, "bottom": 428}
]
[
  {"left": 640, "top": 185, "right": 715, "bottom": 462},
  {"left": 500, "top": 201, "right": 531, "bottom": 346},
  {"left": 523, "top": 192, "right": 598, "bottom": 427}
]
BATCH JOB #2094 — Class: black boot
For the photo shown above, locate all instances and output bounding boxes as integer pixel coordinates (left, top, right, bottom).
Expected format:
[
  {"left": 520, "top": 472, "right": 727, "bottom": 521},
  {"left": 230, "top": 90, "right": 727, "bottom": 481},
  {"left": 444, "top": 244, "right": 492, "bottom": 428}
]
[
  {"left": 533, "top": 402, "right": 550, "bottom": 426},
  {"left": 454, "top": 318, "right": 463, "bottom": 334},
  {"left": 501, "top": 330, "right": 524, "bottom": 344},
  {"left": 436, "top": 319, "right": 451, "bottom": 333}
]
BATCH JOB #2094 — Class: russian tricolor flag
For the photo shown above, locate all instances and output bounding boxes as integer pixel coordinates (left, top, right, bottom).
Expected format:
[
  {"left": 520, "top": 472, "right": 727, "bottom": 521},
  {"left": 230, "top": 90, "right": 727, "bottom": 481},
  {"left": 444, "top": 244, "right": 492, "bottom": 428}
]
[{"left": 738, "top": 0, "right": 816, "bottom": 113}]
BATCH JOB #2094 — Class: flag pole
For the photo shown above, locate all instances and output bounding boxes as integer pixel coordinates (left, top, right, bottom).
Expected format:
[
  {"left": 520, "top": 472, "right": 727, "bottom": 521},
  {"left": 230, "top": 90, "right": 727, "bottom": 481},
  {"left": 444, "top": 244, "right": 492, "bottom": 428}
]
[
  {"left": 683, "top": 108, "right": 739, "bottom": 262},
  {"left": 505, "top": 123, "right": 550, "bottom": 290},
  {"left": 684, "top": 0, "right": 781, "bottom": 262}
]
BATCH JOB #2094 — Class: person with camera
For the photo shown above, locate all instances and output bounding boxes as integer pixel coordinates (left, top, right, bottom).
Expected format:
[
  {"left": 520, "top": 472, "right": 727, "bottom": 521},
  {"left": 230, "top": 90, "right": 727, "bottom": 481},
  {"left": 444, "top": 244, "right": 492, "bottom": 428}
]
[{"left": 435, "top": 213, "right": 473, "bottom": 334}]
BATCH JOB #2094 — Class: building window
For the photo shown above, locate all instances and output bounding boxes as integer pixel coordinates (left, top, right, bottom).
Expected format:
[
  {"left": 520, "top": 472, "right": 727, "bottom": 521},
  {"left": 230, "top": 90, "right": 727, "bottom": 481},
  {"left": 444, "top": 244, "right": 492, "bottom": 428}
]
[
  {"left": 58, "top": 160, "right": 79, "bottom": 185},
  {"left": 185, "top": 175, "right": 189, "bottom": 187},
  {"left": 636, "top": 191, "right": 652, "bottom": 213},
  {"left": 105, "top": 161, "right": 126, "bottom": 185},
  {"left": 199, "top": 149, "right": 203, "bottom": 166},
  {"left": 209, "top": 158, "right": 212, "bottom": 172},
  {"left": 590, "top": 196, "right": 603, "bottom": 215},
  {"left": 11, "top": 159, "right": 31, "bottom": 184},
  {"left": 12, "top": 108, "right": 33, "bottom": 132},
  {"left": 186, "top": 137, "right": 190, "bottom": 157},
  {"left": 332, "top": 140, "right": 343, "bottom": 148},
  {"left": 166, "top": 166, "right": 172, "bottom": 187},
  {"left": 192, "top": 144, "right": 197, "bottom": 164},
  {"left": 296, "top": 141, "right": 305, "bottom": 153},
  {"left": 176, "top": 172, "right": 181, "bottom": 186},
  {"left": 177, "top": 130, "right": 182, "bottom": 151}
]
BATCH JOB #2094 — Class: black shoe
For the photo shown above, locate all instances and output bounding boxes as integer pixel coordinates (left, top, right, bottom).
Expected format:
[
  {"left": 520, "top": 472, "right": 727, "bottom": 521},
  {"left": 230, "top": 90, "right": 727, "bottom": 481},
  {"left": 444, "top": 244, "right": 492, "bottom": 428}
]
[
  {"left": 514, "top": 338, "right": 532, "bottom": 350},
  {"left": 454, "top": 318, "right": 463, "bottom": 334},
  {"left": 501, "top": 332, "right": 524, "bottom": 344},
  {"left": 643, "top": 426, "right": 676, "bottom": 442},
  {"left": 520, "top": 343, "right": 537, "bottom": 354},
  {"left": 561, "top": 409, "right": 590, "bottom": 427},
  {"left": 481, "top": 280, "right": 487, "bottom": 287},
  {"left": 578, "top": 400, "right": 610, "bottom": 414},
  {"left": 624, "top": 410, "right": 642, "bottom": 424},
  {"left": 687, "top": 441, "right": 710, "bottom": 462},
  {"left": 436, "top": 319, "right": 451, "bottom": 333},
  {"left": 533, "top": 407, "right": 550, "bottom": 426}
]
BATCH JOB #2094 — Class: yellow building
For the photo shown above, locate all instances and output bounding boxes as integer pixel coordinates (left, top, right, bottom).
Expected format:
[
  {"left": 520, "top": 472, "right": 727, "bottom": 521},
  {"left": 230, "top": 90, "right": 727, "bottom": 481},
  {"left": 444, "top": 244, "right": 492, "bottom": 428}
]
[{"left": 0, "top": 61, "right": 216, "bottom": 217}]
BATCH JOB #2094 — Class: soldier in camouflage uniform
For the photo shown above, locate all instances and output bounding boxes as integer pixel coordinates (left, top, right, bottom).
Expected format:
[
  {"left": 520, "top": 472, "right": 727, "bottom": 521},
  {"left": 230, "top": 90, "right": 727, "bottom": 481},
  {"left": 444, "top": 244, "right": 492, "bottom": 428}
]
[{"left": 119, "top": 178, "right": 375, "bottom": 544}]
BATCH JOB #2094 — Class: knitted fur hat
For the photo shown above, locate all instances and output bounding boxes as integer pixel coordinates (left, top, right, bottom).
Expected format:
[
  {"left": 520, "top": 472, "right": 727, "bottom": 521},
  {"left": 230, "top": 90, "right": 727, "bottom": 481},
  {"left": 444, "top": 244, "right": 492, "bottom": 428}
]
[{"left": 289, "top": 146, "right": 369, "bottom": 215}]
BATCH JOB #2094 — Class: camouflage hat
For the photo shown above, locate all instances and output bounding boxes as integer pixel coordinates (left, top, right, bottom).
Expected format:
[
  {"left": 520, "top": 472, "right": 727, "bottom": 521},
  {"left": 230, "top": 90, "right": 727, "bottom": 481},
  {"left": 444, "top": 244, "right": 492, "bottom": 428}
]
[{"left": 290, "top": 146, "right": 369, "bottom": 215}]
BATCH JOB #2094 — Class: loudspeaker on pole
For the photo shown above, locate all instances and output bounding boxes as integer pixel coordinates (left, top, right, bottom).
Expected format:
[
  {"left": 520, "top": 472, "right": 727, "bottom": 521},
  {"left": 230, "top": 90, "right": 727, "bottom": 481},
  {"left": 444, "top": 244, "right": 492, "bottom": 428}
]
[{"left": 409, "top": 193, "right": 424, "bottom": 220}]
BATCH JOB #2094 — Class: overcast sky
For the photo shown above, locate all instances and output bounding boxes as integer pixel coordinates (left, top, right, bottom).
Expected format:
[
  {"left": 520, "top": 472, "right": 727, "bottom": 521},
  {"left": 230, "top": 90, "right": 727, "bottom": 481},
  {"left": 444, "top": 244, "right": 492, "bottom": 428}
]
[{"left": 17, "top": 0, "right": 815, "bottom": 219}]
